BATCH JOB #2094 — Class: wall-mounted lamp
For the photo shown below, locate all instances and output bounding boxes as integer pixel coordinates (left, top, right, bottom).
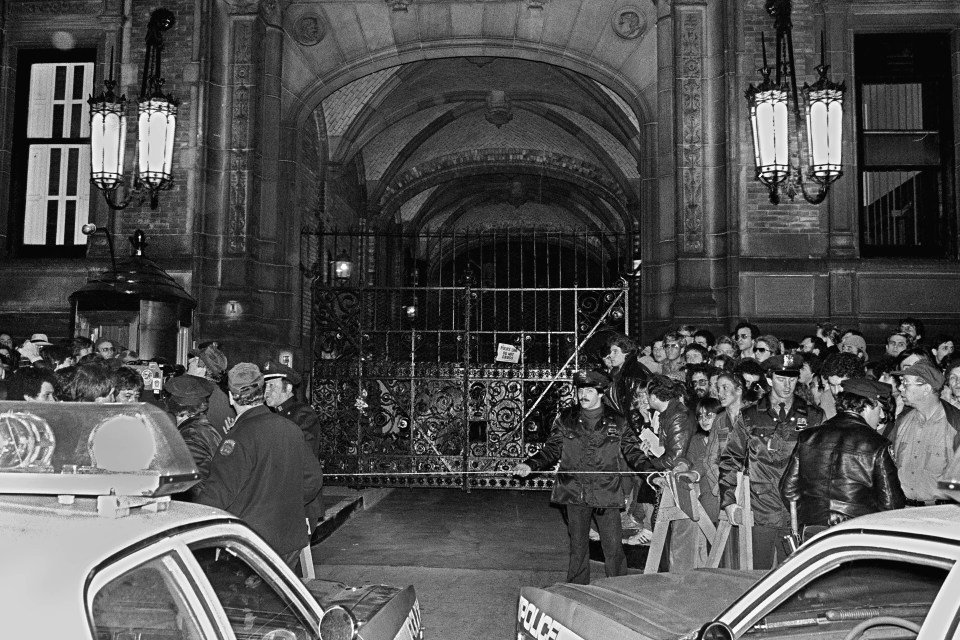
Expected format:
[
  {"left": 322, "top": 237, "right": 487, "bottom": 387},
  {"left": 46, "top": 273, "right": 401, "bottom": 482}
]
[
  {"left": 745, "top": 0, "right": 845, "bottom": 205},
  {"left": 88, "top": 9, "right": 178, "bottom": 210},
  {"left": 404, "top": 298, "right": 418, "bottom": 321},
  {"left": 81, "top": 223, "right": 116, "bottom": 275}
]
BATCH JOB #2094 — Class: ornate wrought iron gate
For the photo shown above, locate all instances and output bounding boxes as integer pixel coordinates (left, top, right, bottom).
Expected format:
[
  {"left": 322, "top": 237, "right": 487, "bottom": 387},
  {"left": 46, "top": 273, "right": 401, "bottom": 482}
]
[{"left": 308, "top": 230, "right": 637, "bottom": 490}]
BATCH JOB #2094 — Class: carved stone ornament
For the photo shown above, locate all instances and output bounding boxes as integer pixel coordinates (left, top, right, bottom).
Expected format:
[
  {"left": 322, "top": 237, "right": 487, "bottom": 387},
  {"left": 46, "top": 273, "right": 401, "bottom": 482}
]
[
  {"left": 386, "top": 0, "right": 412, "bottom": 11},
  {"left": 612, "top": 5, "right": 646, "bottom": 40},
  {"left": 259, "top": 0, "right": 281, "bottom": 26},
  {"left": 222, "top": 0, "right": 260, "bottom": 16},
  {"left": 11, "top": 1, "right": 93, "bottom": 15},
  {"left": 292, "top": 13, "right": 326, "bottom": 47}
]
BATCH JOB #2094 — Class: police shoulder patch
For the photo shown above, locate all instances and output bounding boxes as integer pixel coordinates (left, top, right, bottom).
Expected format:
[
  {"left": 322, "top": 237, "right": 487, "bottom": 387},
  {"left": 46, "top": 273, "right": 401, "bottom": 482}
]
[{"left": 219, "top": 439, "right": 236, "bottom": 456}]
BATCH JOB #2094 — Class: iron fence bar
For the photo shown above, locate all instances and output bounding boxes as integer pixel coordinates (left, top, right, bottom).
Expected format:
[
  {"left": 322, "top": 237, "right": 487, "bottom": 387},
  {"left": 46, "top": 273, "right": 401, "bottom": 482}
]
[
  {"left": 462, "top": 281, "right": 472, "bottom": 492},
  {"left": 513, "top": 287, "right": 626, "bottom": 434}
]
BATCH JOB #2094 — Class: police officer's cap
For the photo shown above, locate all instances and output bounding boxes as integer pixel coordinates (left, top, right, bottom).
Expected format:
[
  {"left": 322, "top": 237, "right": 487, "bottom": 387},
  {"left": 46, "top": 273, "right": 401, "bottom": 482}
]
[
  {"left": 762, "top": 353, "right": 804, "bottom": 377},
  {"left": 573, "top": 369, "right": 611, "bottom": 390},
  {"left": 262, "top": 360, "right": 302, "bottom": 386},
  {"left": 840, "top": 378, "right": 892, "bottom": 403},
  {"left": 163, "top": 374, "right": 215, "bottom": 402}
]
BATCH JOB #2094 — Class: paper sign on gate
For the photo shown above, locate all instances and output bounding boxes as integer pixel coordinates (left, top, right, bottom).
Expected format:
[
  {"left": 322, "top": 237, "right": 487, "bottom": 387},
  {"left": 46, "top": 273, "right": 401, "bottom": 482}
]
[{"left": 495, "top": 343, "right": 521, "bottom": 363}]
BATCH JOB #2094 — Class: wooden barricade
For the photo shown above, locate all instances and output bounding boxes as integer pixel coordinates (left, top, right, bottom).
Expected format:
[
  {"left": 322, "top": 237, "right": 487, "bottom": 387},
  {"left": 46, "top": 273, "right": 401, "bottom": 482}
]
[
  {"left": 642, "top": 470, "right": 754, "bottom": 572},
  {"left": 643, "top": 470, "right": 716, "bottom": 573},
  {"left": 706, "top": 471, "right": 753, "bottom": 570}
]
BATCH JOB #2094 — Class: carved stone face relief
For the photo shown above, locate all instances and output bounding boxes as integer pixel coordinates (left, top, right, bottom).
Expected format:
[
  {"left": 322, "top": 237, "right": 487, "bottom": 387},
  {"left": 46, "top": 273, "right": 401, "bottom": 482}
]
[
  {"left": 612, "top": 6, "right": 646, "bottom": 40},
  {"left": 293, "top": 14, "right": 325, "bottom": 46}
]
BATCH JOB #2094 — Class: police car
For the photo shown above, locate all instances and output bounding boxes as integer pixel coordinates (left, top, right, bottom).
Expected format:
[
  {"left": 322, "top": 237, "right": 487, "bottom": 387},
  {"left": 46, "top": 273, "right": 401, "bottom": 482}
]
[
  {"left": 518, "top": 486, "right": 960, "bottom": 640},
  {"left": 0, "top": 401, "right": 422, "bottom": 640}
]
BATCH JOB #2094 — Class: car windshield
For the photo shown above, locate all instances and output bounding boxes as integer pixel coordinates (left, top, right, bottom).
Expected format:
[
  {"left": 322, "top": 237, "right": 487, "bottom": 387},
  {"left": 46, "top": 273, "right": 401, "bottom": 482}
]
[{"left": 745, "top": 559, "right": 950, "bottom": 639}]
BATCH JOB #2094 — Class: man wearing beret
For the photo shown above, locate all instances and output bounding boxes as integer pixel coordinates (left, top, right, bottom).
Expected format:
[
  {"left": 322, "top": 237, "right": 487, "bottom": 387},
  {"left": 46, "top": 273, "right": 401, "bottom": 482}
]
[
  {"left": 198, "top": 363, "right": 324, "bottom": 568},
  {"left": 780, "top": 378, "right": 905, "bottom": 535},
  {"left": 186, "top": 343, "right": 233, "bottom": 437},
  {"left": 164, "top": 374, "right": 222, "bottom": 500},
  {"left": 263, "top": 359, "right": 325, "bottom": 530},
  {"left": 512, "top": 369, "right": 648, "bottom": 584},
  {"left": 883, "top": 361, "right": 960, "bottom": 506},
  {"left": 719, "top": 353, "right": 825, "bottom": 569}
]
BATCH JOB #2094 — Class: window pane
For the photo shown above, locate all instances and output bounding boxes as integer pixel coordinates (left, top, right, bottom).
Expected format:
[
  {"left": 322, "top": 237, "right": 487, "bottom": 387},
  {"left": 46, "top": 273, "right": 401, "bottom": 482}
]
[
  {"left": 24, "top": 144, "right": 90, "bottom": 245},
  {"left": 190, "top": 542, "right": 317, "bottom": 640},
  {"left": 53, "top": 65, "right": 66, "bottom": 100},
  {"left": 91, "top": 554, "right": 205, "bottom": 640},
  {"left": 748, "top": 558, "right": 950, "bottom": 639}
]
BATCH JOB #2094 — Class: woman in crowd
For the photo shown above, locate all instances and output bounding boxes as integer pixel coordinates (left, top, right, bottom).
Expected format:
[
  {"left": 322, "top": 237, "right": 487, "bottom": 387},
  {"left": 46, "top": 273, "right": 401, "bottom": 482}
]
[{"left": 945, "top": 357, "right": 960, "bottom": 410}]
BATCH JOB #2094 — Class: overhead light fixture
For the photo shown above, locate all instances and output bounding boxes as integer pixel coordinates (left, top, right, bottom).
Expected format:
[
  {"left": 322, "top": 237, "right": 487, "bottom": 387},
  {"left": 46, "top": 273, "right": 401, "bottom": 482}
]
[
  {"left": 332, "top": 250, "right": 354, "bottom": 281},
  {"left": 88, "top": 9, "right": 178, "bottom": 210},
  {"left": 745, "top": 0, "right": 845, "bottom": 204}
]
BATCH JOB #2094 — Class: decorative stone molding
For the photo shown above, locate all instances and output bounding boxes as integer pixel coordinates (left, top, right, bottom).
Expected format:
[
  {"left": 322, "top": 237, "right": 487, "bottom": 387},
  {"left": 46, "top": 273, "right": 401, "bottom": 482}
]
[
  {"left": 222, "top": 0, "right": 259, "bottom": 16},
  {"left": 677, "top": 9, "right": 704, "bottom": 254},
  {"left": 612, "top": 5, "right": 646, "bottom": 40},
  {"left": 10, "top": 1, "right": 93, "bottom": 15},
  {"left": 229, "top": 21, "right": 253, "bottom": 254},
  {"left": 259, "top": 0, "right": 281, "bottom": 27},
  {"left": 386, "top": 0, "right": 411, "bottom": 11}
]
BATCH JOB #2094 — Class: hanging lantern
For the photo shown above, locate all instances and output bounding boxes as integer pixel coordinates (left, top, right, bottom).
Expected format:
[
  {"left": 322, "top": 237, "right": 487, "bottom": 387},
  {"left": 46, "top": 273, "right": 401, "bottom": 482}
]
[
  {"left": 804, "top": 64, "right": 845, "bottom": 185},
  {"left": 746, "top": 79, "right": 789, "bottom": 189},
  {"left": 137, "top": 95, "right": 177, "bottom": 193},
  {"left": 89, "top": 53, "right": 127, "bottom": 193}
]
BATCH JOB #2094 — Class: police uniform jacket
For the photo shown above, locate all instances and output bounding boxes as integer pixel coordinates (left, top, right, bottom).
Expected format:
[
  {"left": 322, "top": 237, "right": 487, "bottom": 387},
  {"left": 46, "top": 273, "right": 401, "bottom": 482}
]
[
  {"left": 780, "top": 411, "right": 904, "bottom": 526},
  {"left": 718, "top": 394, "right": 824, "bottom": 528},
  {"left": 524, "top": 402, "right": 646, "bottom": 508},
  {"left": 197, "top": 405, "right": 324, "bottom": 555},
  {"left": 276, "top": 396, "right": 322, "bottom": 458},
  {"left": 177, "top": 413, "right": 222, "bottom": 500}
]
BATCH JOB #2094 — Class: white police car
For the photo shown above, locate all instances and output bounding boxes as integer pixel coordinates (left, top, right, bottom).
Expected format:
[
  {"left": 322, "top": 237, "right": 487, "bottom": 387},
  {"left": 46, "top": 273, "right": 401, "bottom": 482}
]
[
  {"left": 0, "top": 401, "right": 422, "bottom": 640},
  {"left": 518, "top": 487, "right": 960, "bottom": 640}
]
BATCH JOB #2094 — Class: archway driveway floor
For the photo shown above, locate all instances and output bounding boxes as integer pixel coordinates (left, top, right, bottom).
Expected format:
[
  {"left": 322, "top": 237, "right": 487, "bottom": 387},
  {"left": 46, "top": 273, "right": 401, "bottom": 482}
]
[{"left": 311, "top": 487, "right": 571, "bottom": 640}]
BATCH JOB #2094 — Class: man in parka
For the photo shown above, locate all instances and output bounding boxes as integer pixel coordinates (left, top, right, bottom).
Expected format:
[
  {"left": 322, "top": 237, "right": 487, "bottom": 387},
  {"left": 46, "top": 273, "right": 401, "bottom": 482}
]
[
  {"left": 718, "top": 353, "right": 825, "bottom": 569},
  {"left": 513, "top": 369, "right": 646, "bottom": 584}
]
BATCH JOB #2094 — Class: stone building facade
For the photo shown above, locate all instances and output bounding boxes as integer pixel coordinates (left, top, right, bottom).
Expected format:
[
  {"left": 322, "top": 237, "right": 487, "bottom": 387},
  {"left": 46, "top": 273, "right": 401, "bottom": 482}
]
[{"left": 0, "top": 0, "right": 958, "bottom": 364}]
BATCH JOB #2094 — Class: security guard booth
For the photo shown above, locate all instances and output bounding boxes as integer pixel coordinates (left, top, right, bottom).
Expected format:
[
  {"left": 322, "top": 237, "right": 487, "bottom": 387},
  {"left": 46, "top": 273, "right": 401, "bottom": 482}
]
[{"left": 70, "top": 230, "right": 196, "bottom": 363}]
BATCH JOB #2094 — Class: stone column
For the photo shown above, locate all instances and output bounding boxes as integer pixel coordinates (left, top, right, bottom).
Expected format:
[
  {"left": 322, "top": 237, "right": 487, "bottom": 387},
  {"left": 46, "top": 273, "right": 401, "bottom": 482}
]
[
  {"left": 198, "top": 0, "right": 287, "bottom": 361},
  {"left": 669, "top": 0, "right": 728, "bottom": 323}
]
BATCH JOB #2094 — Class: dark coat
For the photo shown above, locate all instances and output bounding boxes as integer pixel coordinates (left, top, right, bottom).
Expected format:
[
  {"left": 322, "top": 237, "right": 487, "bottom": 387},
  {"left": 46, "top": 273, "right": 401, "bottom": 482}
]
[
  {"left": 275, "top": 396, "right": 322, "bottom": 458},
  {"left": 780, "top": 411, "right": 905, "bottom": 526},
  {"left": 648, "top": 398, "right": 697, "bottom": 470},
  {"left": 197, "top": 405, "right": 324, "bottom": 555},
  {"left": 718, "top": 394, "right": 825, "bottom": 528},
  {"left": 176, "top": 413, "right": 222, "bottom": 501},
  {"left": 525, "top": 403, "right": 646, "bottom": 508},
  {"left": 274, "top": 395, "right": 325, "bottom": 526}
]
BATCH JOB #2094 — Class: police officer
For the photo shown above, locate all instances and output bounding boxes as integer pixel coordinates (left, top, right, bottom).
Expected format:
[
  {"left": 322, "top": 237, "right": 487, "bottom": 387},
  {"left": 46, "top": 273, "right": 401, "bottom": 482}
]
[
  {"left": 263, "top": 359, "right": 325, "bottom": 530},
  {"left": 198, "top": 363, "right": 324, "bottom": 568},
  {"left": 164, "top": 375, "right": 222, "bottom": 500},
  {"left": 718, "top": 353, "right": 825, "bottom": 569},
  {"left": 263, "top": 360, "right": 321, "bottom": 457},
  {"left": 512, "top": 369, "right": 647, "bottom": 584}
]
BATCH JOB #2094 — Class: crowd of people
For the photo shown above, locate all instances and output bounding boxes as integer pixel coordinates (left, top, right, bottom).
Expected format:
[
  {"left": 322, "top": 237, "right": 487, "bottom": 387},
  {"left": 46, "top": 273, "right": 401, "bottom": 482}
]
[
  {"left": 516, "top": 318, "right": 959, "bottom": 582},
  {"left": 0, "top": 331, "right": 324, "bottom": 571}
]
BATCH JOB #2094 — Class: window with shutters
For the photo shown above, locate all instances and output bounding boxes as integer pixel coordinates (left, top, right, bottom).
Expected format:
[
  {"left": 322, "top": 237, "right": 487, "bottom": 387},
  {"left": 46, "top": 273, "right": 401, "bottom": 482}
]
[
  {"left": 855, "top": 34, "right": 956, "bottom": 259},
  {"left": 9, "top": 50, "right": 96, "bottom": 257}
]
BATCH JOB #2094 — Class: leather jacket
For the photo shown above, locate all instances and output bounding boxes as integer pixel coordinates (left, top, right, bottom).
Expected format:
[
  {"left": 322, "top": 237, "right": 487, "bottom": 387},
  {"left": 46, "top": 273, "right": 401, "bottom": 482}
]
[
  {"left": 525, "top": 402, "right": 645, "bottom": 508},
  {"left": 780, "top": 411, "right": 905, "bottom": 526},
  {"left": 646, "top": 398, "right": 696, "bottom": 471},
  {"left": 718, "top": 394, "right": 824, "bottom": 527}
]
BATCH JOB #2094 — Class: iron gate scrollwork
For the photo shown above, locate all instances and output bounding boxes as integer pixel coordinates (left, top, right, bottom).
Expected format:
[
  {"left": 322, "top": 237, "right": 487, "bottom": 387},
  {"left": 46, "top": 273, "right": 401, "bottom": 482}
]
[{"left": 309, "top": 230, "right": 638, "bottom": 490}]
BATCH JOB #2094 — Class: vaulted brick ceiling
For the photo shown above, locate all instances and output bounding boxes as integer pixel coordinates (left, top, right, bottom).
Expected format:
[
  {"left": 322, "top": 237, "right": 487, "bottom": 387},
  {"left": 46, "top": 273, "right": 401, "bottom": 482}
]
[{"left": 320, "top": 56, "right": 641, "bottom": 233}]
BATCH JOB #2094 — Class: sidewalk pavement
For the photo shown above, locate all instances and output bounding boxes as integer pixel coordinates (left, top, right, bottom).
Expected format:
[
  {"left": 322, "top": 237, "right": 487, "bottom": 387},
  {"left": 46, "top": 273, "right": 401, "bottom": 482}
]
[{"left": 311, "top": 484, "right": 394, "bottom": 545}]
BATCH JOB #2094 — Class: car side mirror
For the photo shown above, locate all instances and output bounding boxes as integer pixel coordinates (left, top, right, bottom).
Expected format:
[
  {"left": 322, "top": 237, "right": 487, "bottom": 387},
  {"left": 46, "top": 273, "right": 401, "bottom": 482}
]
[{"left": 698, "top": 621, "right": 734, "bottom": 640}]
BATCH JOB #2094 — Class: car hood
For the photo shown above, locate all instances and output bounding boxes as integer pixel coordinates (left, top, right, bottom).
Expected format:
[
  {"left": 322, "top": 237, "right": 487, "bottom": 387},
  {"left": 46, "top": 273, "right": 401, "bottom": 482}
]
[{"left": 521, "top": 569, "right": 765, "bottom": 640}]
